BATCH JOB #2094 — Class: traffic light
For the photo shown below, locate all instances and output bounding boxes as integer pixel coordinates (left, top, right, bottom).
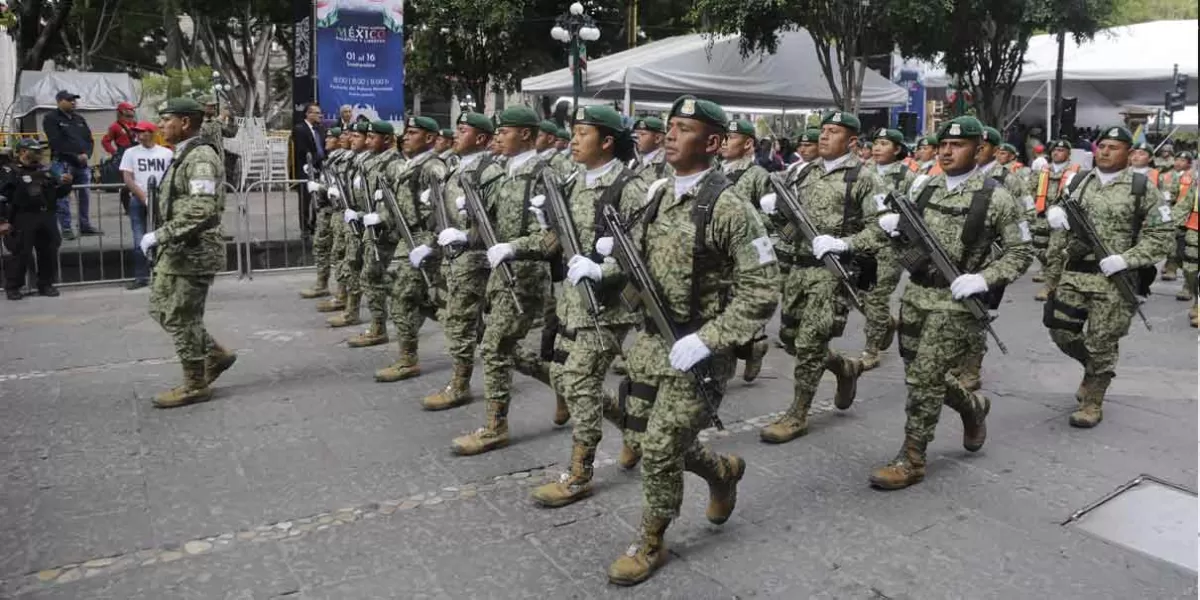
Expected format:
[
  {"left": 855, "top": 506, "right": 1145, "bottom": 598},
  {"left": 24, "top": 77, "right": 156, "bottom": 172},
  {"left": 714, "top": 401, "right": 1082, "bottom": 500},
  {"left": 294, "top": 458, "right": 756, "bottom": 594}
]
[{"left": 1166, "top": 74, "right": 1189, "bottom": 113}]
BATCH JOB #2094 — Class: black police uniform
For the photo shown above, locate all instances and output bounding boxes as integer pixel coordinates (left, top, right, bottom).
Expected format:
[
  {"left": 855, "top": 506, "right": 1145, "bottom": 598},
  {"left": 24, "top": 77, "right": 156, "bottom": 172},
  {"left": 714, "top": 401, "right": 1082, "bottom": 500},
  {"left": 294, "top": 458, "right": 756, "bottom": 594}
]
[{"left": 0, "top": 160, "right": 72, "bottom": 294}]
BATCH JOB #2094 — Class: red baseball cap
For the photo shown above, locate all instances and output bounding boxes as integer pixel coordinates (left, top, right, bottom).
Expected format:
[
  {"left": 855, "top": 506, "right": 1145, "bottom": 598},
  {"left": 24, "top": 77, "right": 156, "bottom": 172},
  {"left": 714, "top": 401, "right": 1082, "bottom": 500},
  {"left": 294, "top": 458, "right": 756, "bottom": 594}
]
[
  {"left": 117, "top": 101, "right": 135, "bottom": 112},
  {"left": 130, "top": 121, "right": 157, "bottom": 133}
]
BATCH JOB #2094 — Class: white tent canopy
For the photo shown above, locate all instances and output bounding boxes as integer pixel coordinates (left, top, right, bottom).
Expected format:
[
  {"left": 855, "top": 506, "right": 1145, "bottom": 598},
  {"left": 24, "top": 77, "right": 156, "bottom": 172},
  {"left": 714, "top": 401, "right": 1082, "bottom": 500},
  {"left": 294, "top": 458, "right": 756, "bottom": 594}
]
[
  {"left": 13, "top": 71, "right": 136, "bottom": 118},
  {"left": 522, "top": 31, "right": 908, "bottom": 110},
  {"left": 923, "top": 20, "right": 1198, "bottom": 106}
]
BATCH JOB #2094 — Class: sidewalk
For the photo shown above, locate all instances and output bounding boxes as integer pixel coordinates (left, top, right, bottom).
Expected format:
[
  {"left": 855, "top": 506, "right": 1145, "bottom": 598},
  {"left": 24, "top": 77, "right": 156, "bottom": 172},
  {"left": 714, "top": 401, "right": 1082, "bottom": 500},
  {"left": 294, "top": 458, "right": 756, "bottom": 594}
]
[{"left": 0, "top": 272, "right": 1195, "bottom": 599}]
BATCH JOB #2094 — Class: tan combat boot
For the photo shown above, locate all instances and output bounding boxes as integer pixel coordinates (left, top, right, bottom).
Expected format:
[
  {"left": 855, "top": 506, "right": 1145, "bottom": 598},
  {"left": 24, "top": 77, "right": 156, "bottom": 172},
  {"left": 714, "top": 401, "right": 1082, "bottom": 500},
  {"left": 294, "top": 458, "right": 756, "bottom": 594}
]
[
  {"left": 452, "top": 401, "right": 510, "bottom": 456},
  {"left": 1161, "top": 260, "right": 1179, "bottom": 281},
  {"left": 860, "top": 347, "right": 881, "bottom": 372},
  {"left": 957, "top": 353, "right": 983, "bottom": 392},
  {"left": 879, "top": 315, "right": 897, "bottom": 351},
  {"left": 760, "top": 394, "right": 811, "bottom": 444},
  {"left": 422, "top": 362, "right": 472, "bottom": 410},
  {"left": 204, "top": 342, "right": 237, "bottom": 386},
  {"left": 375, "top": 343, "right": 421, "bottom": 382},
  {"left": 1190, "top": 302, "right": 1198, "bottom": 328},
  {"left": 153, "top": 361, "right": 213, "bottom": 409},
  {"left": 944, "top": 376, "right": 990, "bottom": 452},
  {"left": 703, "top": 455, "right": 746, "bottom": 525},
  {"left": 347, "top": 319, "right": 388, "bottom": 348},
  {"left": 1069, "top": 373, "right": 1111, "bottom": 428},
  {"left": 607, "top": 515, "right": 671, "bottom": 586},
  {"left": 617, "top": 442, "right": 641, "bottom": 470},
  {"left": 553, "top": 394, "right": 570, "bottom": 426},
  {"left": 742, "top": 339, "right": 768, "bottom": 382},
  {"left": 1031, "top": 271, "right": 1045, "bottom": 283},
  {"left": 1176, "top": 271, "right": 1196, "bottom": 301},
  {"left": 1034, "top": 286, "right": 1050, "bottom": 302},
  {"left": 829, "top": 352, "right": 862, "bottom": 410},
  {"left": 299, "top": 271, "right": 330, "bottom": 299},
  {"left": 868, "top": 436, "right": 927, "bottom": 490},
  {"left": 531, "top": 443, "right": 595, "bottom": 508},
  {"left": 315, "top": 290, "right": 345, "bottom": 313},
  {"left": 326, "top": 293, "right": 361, "bottom": 327}
]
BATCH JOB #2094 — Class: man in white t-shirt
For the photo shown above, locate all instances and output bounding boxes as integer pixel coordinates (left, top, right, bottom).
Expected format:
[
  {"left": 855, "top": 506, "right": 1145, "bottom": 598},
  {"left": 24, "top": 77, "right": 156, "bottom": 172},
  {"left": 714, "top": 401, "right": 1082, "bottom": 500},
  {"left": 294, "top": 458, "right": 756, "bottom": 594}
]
[{"left": 119, "top": 121, "right": 173, "bottom": 289}]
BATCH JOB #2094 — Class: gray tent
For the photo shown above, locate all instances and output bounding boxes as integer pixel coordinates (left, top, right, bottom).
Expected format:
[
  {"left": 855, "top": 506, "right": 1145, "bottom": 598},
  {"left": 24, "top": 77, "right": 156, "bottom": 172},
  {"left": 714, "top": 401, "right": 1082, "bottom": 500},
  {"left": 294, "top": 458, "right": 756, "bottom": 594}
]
[{"left": 12, "top": 72, "right": 137, "bottom": 152}]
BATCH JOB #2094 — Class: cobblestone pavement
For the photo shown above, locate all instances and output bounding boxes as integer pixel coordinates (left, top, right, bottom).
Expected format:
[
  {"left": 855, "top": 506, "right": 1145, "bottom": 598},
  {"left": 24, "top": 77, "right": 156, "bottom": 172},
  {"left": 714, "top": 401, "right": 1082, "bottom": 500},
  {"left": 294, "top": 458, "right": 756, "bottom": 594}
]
[{"left": 0, "top": 271, "right": 1195, "bottom": 599}]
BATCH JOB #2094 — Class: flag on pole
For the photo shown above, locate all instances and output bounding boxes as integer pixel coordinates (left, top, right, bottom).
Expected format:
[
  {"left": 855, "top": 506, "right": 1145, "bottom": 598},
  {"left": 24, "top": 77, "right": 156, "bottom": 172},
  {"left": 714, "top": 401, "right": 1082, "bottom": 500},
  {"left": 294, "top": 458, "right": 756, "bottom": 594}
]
[{"left": 1132, "top": 123, "right": 1146, "bottom": 145}]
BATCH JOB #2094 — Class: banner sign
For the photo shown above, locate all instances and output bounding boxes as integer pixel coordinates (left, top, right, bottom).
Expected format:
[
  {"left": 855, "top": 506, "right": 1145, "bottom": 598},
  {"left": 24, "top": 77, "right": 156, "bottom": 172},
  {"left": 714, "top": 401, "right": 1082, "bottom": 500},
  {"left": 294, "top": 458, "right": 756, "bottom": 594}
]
[
  {"left": 291, "top": 1, "right": 315, "bottom": 126},
  {"left": 891, "top": 69, "right": 925, "bottom": 137},
  {"left": 315, "top": 0, "right": 406, "bottom": 123}
]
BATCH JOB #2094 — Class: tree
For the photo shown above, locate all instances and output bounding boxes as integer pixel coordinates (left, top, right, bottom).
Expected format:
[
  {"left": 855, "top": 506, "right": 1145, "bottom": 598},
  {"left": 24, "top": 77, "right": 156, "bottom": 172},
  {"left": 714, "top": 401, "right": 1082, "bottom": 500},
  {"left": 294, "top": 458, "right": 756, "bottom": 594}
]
[{"left": 5, "top": 0, "right": 76, "bottom": 71}]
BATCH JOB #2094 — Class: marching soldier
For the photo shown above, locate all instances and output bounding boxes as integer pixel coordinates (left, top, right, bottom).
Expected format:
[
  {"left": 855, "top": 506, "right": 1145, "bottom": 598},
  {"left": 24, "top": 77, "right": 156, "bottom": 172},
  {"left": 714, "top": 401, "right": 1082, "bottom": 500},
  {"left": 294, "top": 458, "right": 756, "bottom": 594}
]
[
  {"left": 1030, "top": 139, "right": 1080, "bottom": 301},
  {"left": 859, "top": 128, "right": 912, "bottom": 371},
  {"left": 537, "top": 119, "right": 574, "bottom": 177},
  {"left": 756, "top": 110, "right": 885, "bottom": 444},
  {"left": 1129, "top": 142, "right": 1163, "bottom": 187},
  {"left": 1042, "top": 126, "right": 1171, "bottom": 428},
  {"left": 630, "top": 116, "right": 669, "bottom": 181},
  {"left": 435, "top": 128, "right": 459, "bottom": 169},
  {"left": 450, "top": 106, "right": 554, "bottom": 456},
  {"left": 869, "top": 116, "right": 1032, "bottom": 489},
  {"left": 137, "top": 97, "right": 237, "bottom": 408},
  {"left": 1160, "top": 151, "right": 1194, "bottom": 284},
  {"left": 1176, "top": 186, "right": 1199, "bottom": 327},
  {"left": 345, "top": 121, "right": 405, "bottom": 348},
  {"left": 1153, "top": 144, "right": 1174, "bottom": 171},
  {"left": 789, "top": 128, "right": 820, "bottom": 171},
  {"left": 554, "top": 127, "right": 571, "bottom": 155},
  {"left": 423, "top": 112, "right": 506, "bottom": 410},
  {"left": 769, "top": 127, "right": 822, "bottom": 352},
  {"left": 372, "top": 116, "right": 448, "bottom": 381},
  {"left": 299, "top": 128, "right": 344, "bottom": 299},
  {"left": 913, "top": 135, "right": 940, "bottom": 175},
  {"left": 0, "top": 139, "right": 73, "bottom": 300},
  {"left": 567, "top": 96, "right": 777, "bottom": 585},
  {"left": 315, "top": 128, "right": 356, "bottom": 314},
  {"left": 198, "top": 95, "right": 238, "bottom": 175},
  {"left": 327, "top": 122, "right": 376, "bottom": 328},
  {"left": 995, "top": 142, "right": 1031, "bottom": 188}
]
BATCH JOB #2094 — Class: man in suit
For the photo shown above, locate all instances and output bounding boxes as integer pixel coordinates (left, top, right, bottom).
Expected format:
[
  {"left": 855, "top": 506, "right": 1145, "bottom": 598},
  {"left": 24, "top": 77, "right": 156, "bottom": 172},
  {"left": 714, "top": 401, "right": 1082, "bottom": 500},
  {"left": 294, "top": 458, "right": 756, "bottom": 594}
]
[{"left": 291, "top": 102, "right": 326, "bottom": 235}]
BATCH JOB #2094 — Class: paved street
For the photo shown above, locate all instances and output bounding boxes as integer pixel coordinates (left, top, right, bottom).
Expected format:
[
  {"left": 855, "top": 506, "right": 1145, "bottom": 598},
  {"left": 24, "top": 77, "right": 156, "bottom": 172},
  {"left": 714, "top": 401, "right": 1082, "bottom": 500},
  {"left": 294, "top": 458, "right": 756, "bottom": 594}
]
[{"left": 0, "top": 270, "right": 1196, "bottom": 599}]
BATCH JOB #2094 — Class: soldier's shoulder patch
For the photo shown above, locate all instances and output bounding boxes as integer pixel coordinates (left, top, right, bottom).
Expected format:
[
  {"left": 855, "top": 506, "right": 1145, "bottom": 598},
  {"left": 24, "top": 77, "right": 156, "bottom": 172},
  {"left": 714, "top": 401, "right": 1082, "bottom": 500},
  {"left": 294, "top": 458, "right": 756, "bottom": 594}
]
[
  {"left": 750, "top": 235, "right": 776, "bottom": 265},
  {"left": 189, "top": 160, "right": 218, "bottom": 179},
  {"left": 189, "top": 179, "right": 217, "bottom": 195},
  {"left": 909, "top": 174, "right": 930, "bottom": 194},
  {"left": 873, "top": 193, "right": 888, "bottom": 212},
  {"left": 1158, "top": 204, "right": 1172, "bottom": 223},
  {"left": 1018, "top": 220, "right": 1032, "bottom": 242},
  {"left": 647, "top": 177, "right": 670, "bottom": 201}
]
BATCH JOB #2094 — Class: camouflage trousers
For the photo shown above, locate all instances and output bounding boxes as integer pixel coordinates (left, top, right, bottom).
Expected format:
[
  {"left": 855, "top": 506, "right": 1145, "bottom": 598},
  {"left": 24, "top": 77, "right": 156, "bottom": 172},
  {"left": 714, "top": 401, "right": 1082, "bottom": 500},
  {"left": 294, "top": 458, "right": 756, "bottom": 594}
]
[
  {"left": 439, "top": 254, "right": 489, "bottom": 365},
  {"left": 896, "top": 284, "right": 987, "bottom": 445},
  {"left": 626, "top": 336, "right": 734, "bottom": 520},
  {"left": 1043, "top": 271, "right": 1134, "bottom": 377},
  {"left": 1182, "top": 229, "right": 1198, "bottom": 278},
  {"left": 549, "top": 326, "right": 630, "bottom": 448},
  {"left": 148, "top": 273, "right": 217, "bottom": 363},
  {"left": 781, "top": 267, "right": 850, "bottom": 408},
  {"left": 481, "top": 262, "right": 546, "bottom": 407},
  {"left": 389, "top": 257, "right": 444, "bottom": 347},
  {"left": 329, "top": 217, "right": 348, "bottom": 288},
  {"left": 1031, "top": 213, "right": 1051, "bottom": 265},
  {"left": 861, "top": 246, "right": 901, "bottom": 351},
  {"left": 337, "top": 226, "right": 364, "bottom": 296},
  {"left": 360, "top": 233, "right": 397, "bottom": 324},
  {"left": 312, "top": 208, "right": 336, "bottom": 284}
]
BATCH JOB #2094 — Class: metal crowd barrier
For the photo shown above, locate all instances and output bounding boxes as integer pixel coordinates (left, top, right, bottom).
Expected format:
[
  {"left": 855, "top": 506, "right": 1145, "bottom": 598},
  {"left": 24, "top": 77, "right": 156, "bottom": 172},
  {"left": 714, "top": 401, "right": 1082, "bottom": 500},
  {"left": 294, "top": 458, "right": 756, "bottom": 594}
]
[{"left": 239, "top": 178, "right": 314, "bottom": 279}]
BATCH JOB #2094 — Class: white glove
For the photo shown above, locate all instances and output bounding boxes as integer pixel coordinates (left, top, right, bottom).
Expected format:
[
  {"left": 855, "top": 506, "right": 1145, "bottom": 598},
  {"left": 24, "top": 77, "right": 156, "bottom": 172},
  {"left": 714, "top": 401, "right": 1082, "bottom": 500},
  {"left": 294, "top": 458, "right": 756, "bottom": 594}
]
[
  {"left": 529, "top": 206, "right": 548, "bottom": 229},
  {"left": 306, "top": 181, "right": 322, "bottom": 193},
  {"left": 454, "top": 196, "right": 466, "bottom": 211},
  {"left": 487, "top": 243, "right": 514, "bottom": 268},
  {"left": 878, "top": 213, "right": 901, "bottom": 237},
  {"left": 595, "top": 236, "right": 614, "bottom": 257},
  {"left": 950, "top": 273, "right": 988, "bottom": 300},
  {"left": 420, "top": 189, "right": 431, "bottom": 205},
  {"left": 362, "top": 212, "right": 381, "bottom": 227},
  {"left": 343, "top": 209, "right": 359, "bottom": 223},
  {"left": 139, "top": 231, "right": 158, "bottom": 256},
  {"left": 566, "top": 254, "right": 602, "bottom": 285},
  {"left": 373, "top": 189, "right": 383, "bottom": 201},
  {"left": 1046, "top": 206, "right": 1070, "bottom": 231},
  {"left": 438, "top": 228, "right": 468, "bottom": 247},
  {"left": 759, "top": 193, "right": 777, "bottom": 215},
  {"left": 1099, "top": 254, "right": 1128, "bottom": 276},
  {"left": 811, "top": 235, "right": 848, "bottom": 259},
  {"left": 328, "top": 187, "right": 341, "bottom": 200},
  {"left": 530, "top": 194, "right": 546, "bottom": 208},
  {"left": 303, "top": 164, "right": 313, "bottom": 176},
  {"left": 409, "top": 244, "right": 433, "bottom": 268},
  {"left": 669, "top": 333, "right": 711, "bottom": 371}
]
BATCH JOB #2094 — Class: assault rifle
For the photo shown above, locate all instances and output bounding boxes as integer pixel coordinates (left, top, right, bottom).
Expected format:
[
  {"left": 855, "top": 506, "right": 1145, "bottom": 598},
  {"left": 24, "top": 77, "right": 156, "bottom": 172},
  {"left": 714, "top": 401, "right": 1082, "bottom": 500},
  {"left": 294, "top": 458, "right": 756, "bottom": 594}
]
[
  {"left": 379, "top": 183, "right": 433, "bottom": 288},
  {"left": 427, "top": 177, "right": 461, "bottom": 259},
  {"left": 890, "top": 192, "right": 1009, "bottom": 354},
  {"left": 541, "top": 169, "right": 604, "bottom": 334},
  {"left": 767, "top": 173, "right": 864, "bottom": 314},
  {"left": 601, "top": 203, "right": 724, "bottom": 430},
  {"left": 328, "top": 171, "right": 363, "bottom": 237},
  {"left": 1060, "top": 190, "right": 1152, "bottom": 331},
  {"left": 461, "top": 179, "right": 524, "bottom": 315},
  {"left": 147, "top": 176, "right": 160, "bottom": 265}
]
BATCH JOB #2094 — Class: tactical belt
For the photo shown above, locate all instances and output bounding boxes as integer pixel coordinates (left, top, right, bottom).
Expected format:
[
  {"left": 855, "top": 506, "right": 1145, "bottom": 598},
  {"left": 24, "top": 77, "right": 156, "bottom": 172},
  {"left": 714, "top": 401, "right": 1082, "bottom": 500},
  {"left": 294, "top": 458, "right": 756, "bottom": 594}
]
[
  {"left": 780, "top": 314, "right": 799, "bottom": 329},
  {"left": 1042, "top": 294, "right": 1088, "bottom": 333},
  {"left": 1065, "top": 259, "right": 1101, "bottom": 274},
  {"left": 616, "top": 378, "right": 658, "bottom": 432},
  {"left": 909, "top": 269, "right": 950, "bottom": 289},
  {"left": 784, "top": 254, "right": 825, "bottom": 269}
]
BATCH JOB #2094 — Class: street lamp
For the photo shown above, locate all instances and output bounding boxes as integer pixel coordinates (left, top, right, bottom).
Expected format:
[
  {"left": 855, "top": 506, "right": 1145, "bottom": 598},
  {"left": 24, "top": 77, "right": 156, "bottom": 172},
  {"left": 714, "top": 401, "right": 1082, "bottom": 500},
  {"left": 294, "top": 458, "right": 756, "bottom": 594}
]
[
  {"left": 211, "top": 71, "right": 232, "bottom": 113},
  {"left": 550, "top": 2, "right": 600, "bottom": 124}
]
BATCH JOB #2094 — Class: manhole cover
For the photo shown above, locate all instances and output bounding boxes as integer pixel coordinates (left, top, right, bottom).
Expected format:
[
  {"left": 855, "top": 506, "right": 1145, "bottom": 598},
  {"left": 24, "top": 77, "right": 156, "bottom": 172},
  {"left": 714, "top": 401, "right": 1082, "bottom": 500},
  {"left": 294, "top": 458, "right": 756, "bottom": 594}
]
[{"left": 1064, "top": 475, "right": 1197, "bottom": 573}]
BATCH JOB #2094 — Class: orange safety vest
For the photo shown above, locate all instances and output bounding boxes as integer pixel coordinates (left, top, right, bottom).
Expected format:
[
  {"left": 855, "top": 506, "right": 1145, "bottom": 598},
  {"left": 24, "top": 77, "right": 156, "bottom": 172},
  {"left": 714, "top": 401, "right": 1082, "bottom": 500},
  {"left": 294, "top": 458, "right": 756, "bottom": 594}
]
[
  {"left": 1035, "top": 163, "right": 1080, "bottom": 214},
  {"left": 1177, "top": 171, "right": 1194, "bottom": 205},
  {"left": 1186, "top": 188, "right": 1198, "bottom": 231},
  {"left": 927, "top": 163, "right": 943, "bottom": 176},
  {"left": 1147, "top": 168, "right": 1160, "bottom": 188},
  {"left": 1007, "top": 161, "right": 1025, "bottom": 173},
  {"left": 905, "top": 157, "right": 919, "bottom": 172}
]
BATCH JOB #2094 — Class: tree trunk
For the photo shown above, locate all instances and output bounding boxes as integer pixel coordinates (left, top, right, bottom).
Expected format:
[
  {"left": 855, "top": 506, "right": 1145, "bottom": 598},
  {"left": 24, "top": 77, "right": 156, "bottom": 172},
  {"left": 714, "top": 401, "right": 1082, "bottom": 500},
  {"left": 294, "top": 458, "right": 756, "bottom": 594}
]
[{"left": 21, "top": 0, "right": 75, "bottom": 71}]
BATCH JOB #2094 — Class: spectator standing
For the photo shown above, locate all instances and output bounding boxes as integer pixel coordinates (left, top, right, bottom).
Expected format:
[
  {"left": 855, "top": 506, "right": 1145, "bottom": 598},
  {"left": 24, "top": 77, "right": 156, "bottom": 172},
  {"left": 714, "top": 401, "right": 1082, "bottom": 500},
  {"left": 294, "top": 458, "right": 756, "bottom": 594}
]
[
  {"left": 102, "top": 102, "right": 138, "bottom": 213},
  {"left": 119, "top": 122, "right": 173, "bottom": 290},
  {"left": 290, "top": 102, "right": 326, "bottom": 235},
  {"left": 42, "top": 90, "right": 100, "bottom": 239},
  {"left": 336, "top": 105, "right": 354, "bottom": 130}
]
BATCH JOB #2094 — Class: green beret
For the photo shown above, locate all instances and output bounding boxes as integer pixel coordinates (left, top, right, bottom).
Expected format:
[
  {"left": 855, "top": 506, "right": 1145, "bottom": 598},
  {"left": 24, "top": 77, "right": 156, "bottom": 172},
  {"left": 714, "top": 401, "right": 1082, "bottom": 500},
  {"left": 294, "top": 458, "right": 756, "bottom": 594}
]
[
  {"left": 538, "top": 119, "right": 560, "bottom": 135},
  {"left": 998, "top": 143, "right": 1018, "bottom": 154},
  {"left": 918, "top": 135, "right": 938, "bottom": 147},
  {"left": 727, "top": 119, "right": 756, "bottom": 138},
  {"left": 352, "top": 122, "right": 370, "bottom": 133},
  {"left": 821, "top": 110, "right": 861, "bottom": 133},
  {"left": 669, "top": 95, "right": 727, "bottom": 129},
  {"left": 160, "top": 97, "right": 205, "bottom": 116},
  {"left": 937, "top": 116, "right": 984, "bottom": 140},
  {"left": 633, "top": 116, "right": 665, "bottom": 133},
  {"left": 328, "top": 127, "right": 342, "bottom": 137},
  {"left": 439, "top": 128, "right": 455, "bottom": 138},
  {"left": 572, "top": 105, "right": 623, "bottom": 134},
  {"left": 797, "top": 129, "right": 821, "bottom": 144},
  {"left": 405, "top": 116, "right": 439, "bottom": 133},
  {"left": 1048, "top": 139, "right": 1072, "bottom": 151},
  {"left": 982, "top": 126, "right": 1002, "bottom": 146},
  {"left": 498, "top": 106, "right": 540, "bottom": 128},
  {"left": 1131, "top": 142, "right": 1154, "bottom": 153},
  {"left": 1097, "top": 126, "right": 1132, "bottom": 145},
  {"left": 197, "top": 95, "right": 217, "bottom": 106},
  {"left": 874, "top": 128, "right": 904, "bottom": 146},
  {"left": 556, "top": 127, "right": 571, "bottom": 141},
  {"left": 16, "top": 138, "right": 44, "bottom": 151},
  {"left": 1178, "top": 151, "right": 1194, "bottom": 161},
  {"left": 457, "top": 112, "right": 495, "bottom": 134},
  {"left": 368, "top": 120, "right": 395, "bottom": 135}
]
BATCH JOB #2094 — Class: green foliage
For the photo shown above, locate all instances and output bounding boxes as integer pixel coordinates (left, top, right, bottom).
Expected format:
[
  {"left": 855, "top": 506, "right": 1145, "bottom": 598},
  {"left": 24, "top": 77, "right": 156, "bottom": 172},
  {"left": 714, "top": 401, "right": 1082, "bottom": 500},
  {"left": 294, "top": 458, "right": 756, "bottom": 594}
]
[{"left": 1111, "top": 0, "right": 1197, "bottom": 25}]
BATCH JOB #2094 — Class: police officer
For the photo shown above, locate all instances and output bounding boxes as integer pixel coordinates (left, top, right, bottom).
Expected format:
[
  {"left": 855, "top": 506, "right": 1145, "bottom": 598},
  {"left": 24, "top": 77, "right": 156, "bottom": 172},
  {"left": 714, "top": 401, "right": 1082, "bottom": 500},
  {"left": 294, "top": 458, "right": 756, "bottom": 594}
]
[
  {"left": 138, "top": 97, "right": 236, "bottom": 408},
  {"left": 0, "top": 139, "right": 73, "bottom": 300}
]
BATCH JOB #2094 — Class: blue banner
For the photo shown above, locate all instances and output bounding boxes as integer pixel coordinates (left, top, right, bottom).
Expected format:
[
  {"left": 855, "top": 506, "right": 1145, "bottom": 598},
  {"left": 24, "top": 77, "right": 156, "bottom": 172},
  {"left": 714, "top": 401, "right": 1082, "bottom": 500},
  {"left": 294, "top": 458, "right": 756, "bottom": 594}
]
[
  {"left": 316, "top": 1, "right": 405, "bottom": 123},
  {"left": 891, "top": 69, "right": 925, "bottom": 138}
]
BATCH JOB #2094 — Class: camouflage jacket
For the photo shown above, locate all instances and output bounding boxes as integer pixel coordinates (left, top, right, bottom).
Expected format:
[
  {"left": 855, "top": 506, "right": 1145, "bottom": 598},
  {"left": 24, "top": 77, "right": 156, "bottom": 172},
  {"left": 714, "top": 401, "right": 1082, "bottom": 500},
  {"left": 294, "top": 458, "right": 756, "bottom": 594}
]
[
  {"left": 153, "top": 137, "right": 226, "bottom": 275},
  {"left": 199, "top": 117, "right": 237, "bottom": 153},
  {"left": 484, "top": 150, "right": 551, "bottom": 290},
  {"left": 1161, "top": 169, "right": 1195, "bottom": 205},
  {"left": 540, "top": 149, "right": 576, "bottom": 180},
  {"left": 602, "top": 169, "right": 779, "bottom": 377},
  {"left": 511, "top": 161, "right": 648, "bottom": 330},
  {"left": 381, "top": 149, "right": 446, "bottom": 257},
  {"left": 1048, "top": 168, "right": 1173, "bottom": 270},
  {"left": 979, "top": 161, "right": 1030, "bottom": 211},
  {"left": 442, "top": 152, "right": 505, "bottom": 269},
  {"left": 1027, "top": 162, "right": 1081, "bottom": 216},
  {"left": 903, "top": 169, "right": 1033, "bottom": 299},
  {"left": 769, "top": 155, "right": 887, "bottom": 263},
  {"left": 875, "top": 160, "right": 917, "bottom": 194},
  {"left": 722, "top": 157, "right": 772, "bottom": 211},
  {"left": 631, "top": 148, "right": 671, "bottom": 183}
]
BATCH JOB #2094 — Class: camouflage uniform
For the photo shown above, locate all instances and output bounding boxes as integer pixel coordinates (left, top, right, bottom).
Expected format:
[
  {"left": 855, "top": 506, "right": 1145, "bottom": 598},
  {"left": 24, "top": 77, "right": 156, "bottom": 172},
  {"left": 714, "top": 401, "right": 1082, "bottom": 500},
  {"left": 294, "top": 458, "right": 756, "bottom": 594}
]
[
  {"left": 329, "top": 147, "right": 375, "bottom": 326},
  {"left": 860, "top": 159, "right": 915, "bottom": 367},
  {"left": 1160, "top": 167, "right": 1195, "bottom": 283},
  {"left": 344, "top": 146, "right": 402, "bottom": 342},
  {"left": 1043, "top": 165, "right": 1171, "bottom": 427},
  {"left": 1028, "top": 158, "right": 1081, "bottom": 294},
  {"left": 760, "top": 150, "right": 886, "bottom": 443},
  {"left": 303, "top": 146, "right": 345, "bottom": 298},
  {"left": 721, "top": 155, "right": 773, "bottom": 380},
  {"left": 631, "top": 148, "right": 670, "bottom": 183},
  {"left": 316, "top": 148, "right": 355, "bottom": 313},
  {"left": 198, "top": 115, "right": 237, "bottom": 171}
]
